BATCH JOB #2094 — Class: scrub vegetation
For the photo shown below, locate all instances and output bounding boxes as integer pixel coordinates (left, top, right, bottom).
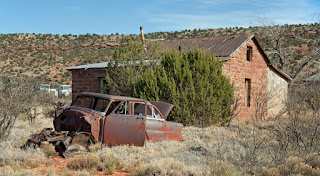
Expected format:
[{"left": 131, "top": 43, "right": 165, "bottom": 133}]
[
  {"left": 105, "top": 41, "right": 234, "bottom": 127},
  {"left": 0, "top": 83, "right": 319, "bottom": 176},
  {"left": 0, "top": 23, "right": 319, "bottom": 175},
  {"left": 0, "top": 23, "right": 319, "bottom": 87}
]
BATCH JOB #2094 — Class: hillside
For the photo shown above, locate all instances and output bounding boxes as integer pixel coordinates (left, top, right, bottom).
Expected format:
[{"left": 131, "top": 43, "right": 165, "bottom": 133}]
[{"left": 0, "top": 23, "right": 319, "bottom": 87}]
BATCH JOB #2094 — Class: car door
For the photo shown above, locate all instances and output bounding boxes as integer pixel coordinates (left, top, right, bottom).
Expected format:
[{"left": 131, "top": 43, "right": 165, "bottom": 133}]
[
  {"left": 145, "top": 105, "right": 167, "bottom": 142},
  {"left": 103, "top": 100, "right": 146, "bottom": 146}
]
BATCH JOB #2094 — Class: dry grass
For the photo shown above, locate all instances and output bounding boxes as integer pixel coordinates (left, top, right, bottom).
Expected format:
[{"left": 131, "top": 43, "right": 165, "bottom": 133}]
[
  {"left": 210, "top": 160, "right": 243, "bottom": 176},
  {"left": 99, "top": 151, "right": 118, "bottom": 175},
  {"left": 2, "top": 101, "right": 320, "bottom": 176},
  {"left": 66, "top": 153, "right": 102, "bottom": 171},
  {"left": 41, "top": 141, "right": 59, "bottom": 158},
  {"left": 0, "top": 111, "right": 54, "bottom": 175},
  {"left": 90, "top": 116, "right": 320, "bottom": 175},
  {"left": 136, "top": 157, "right": 199, "bottom": 176}
]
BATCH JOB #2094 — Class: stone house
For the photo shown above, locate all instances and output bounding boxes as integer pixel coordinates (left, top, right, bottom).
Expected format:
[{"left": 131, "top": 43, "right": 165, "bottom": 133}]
[{"left": 66, "top": 34, "right": 292, "bottom": 120}]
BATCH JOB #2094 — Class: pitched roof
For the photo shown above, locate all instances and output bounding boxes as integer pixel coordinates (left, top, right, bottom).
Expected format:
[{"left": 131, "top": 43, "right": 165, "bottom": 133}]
[
  {"left": 66, "top": 34, "right": 292, "bottom": 82},
  {"left": 158, "top": 34, "right": 253, "bottom": 58},
  {"left": 159, "top": 34, "right": 292, "bottom": 82}
]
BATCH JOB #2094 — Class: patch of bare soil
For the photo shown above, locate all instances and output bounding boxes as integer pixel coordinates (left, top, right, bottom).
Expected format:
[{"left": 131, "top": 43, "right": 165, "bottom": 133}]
[{"left": 27, "top": 157, "right": 131, "bottom": 176}]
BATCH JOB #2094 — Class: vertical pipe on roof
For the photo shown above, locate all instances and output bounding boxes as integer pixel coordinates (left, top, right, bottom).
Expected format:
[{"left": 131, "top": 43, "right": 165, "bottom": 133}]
[{"left": 140, "top": 26, "right": 145, "bottom": 44}]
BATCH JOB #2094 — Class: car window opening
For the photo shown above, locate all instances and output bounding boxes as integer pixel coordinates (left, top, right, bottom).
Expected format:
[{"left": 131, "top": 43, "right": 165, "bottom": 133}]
[
  {"left": 133, "top": 102, "right": 145, "bottom": 116},
  {"left": 147, "top": 106, "right": 162, "bottom": 119},
  {"left": 106, "top": 101, "right": 121, "bottom": 115},
  {"left": 114, "top": 101, "right": 129, "bottom": 115}
]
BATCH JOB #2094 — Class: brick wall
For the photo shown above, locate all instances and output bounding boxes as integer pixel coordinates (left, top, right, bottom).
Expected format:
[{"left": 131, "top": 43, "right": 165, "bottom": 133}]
[
  {"left": 71, "top": 68, "right": 106, "bottom": 99},
  {"left": 222, "top": 39, "right": 268, "bottom": 120}
]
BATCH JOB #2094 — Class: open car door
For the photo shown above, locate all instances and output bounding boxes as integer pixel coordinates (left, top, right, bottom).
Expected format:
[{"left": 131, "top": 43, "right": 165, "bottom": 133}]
[{"left": 103, "top": 101, "right": 146, "bottom": 146}]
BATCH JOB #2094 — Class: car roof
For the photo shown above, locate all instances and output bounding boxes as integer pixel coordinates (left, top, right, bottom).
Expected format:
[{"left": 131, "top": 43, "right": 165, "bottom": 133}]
[{"left": 78, "top": 92, "right": 151, "bottom": 104}]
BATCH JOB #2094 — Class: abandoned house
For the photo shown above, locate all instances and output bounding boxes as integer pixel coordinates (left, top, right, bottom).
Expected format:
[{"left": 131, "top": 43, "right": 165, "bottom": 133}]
[{"left": 66, "top": 34, "right": 292, "bottom": 120}]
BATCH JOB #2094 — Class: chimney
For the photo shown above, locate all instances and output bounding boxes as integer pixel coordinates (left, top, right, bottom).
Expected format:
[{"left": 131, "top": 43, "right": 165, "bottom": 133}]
[{"left": 140, "top": 26, "right": 145, "bottom": 44}]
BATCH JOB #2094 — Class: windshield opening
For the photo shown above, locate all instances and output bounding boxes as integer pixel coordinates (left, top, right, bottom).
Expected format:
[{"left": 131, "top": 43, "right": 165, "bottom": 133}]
[{"left": 72, "top": 96, "right": 110, "bottom": 112}]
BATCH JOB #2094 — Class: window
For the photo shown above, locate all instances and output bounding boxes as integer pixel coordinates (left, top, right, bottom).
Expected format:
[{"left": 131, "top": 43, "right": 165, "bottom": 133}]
[
  {"left": 247, "top": 46, "right": 252, "bottom": 61},
  {"left": 106, "top": 101, "right": 121, "bottom": 115},
  {"left": 99, "top": 78, "right": 107, "bottom": 94},
  {"left": 94, "top": 98, "right": 110, "bottom": 112},
  {"left": 245, "top": 79, "right": 251, "bottom": 107},
  {"left": 114, "top": 101, "right": 129, "bottom": 115},
  {"left": 147, "top": 106, "right": 162, "bottom": 119},
  {"left": 72, "top": 96, "right": 93, "bottom": 109},
  {"left": 133, "top": 102, "right": 145, "bottom": 116}
]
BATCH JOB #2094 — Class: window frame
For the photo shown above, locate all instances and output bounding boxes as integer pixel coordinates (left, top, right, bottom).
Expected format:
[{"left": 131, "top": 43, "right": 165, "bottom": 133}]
[
  {"left": 99, "top": 77, "right": 106, "bottom": 94},
  {"left": 147, "top": 105, "right": 164, "bottom": 119},
  {"left": 246, "top": 46, "right": 252, "bottom": 62},
  {"left": 245, "top": 78, "right": 251, "bottom": 107}
]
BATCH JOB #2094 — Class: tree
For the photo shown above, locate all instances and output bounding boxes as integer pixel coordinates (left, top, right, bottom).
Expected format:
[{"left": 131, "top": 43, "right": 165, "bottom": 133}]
[
  {"left": 134, "top": 48, "right": 234, "bottom": 127},
  {"left": 104, "top": 38, "right": 161, "bottom": 96},
  {"left": 104, "top": 41, "right": 234, "bottom": 126},
  {"left": 254, "top": 17, "right": 320, "bottom": 81},
  {"left": 0, "top": 76, "right": 40, "bottom": 140}
]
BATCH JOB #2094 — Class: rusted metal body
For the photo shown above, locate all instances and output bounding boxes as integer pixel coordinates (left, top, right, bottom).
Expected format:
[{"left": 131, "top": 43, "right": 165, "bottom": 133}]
[
  {"left": 52, "top": 92, "right": 183, "bottom": 146},
  {"left": 26, "top": 128, "right": 94, "bottom": 158}
]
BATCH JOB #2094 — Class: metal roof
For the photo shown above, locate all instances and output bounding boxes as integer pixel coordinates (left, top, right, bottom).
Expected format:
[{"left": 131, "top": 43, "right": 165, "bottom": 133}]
[
  {"left": 66, "top": 60, "right": 155, "bottom": 70},
  {"left": 65, "top": 34, "right": 292, "bottom": 82},
  {"left": 66, "top": 62, "right": 109, "bottom": 70},
  {"left": 158, "top": 34, "right": 253, "bottom": 57}
]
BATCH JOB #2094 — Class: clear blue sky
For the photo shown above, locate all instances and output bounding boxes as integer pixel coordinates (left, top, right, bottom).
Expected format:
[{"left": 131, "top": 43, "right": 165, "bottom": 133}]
[{"left": 1, "top": 0, "right": 319, "bottom": 35}]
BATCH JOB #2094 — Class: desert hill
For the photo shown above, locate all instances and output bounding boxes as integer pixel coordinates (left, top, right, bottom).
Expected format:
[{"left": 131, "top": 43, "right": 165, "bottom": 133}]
[{"left": 0, "top": 23, "right": 319, "bottom": 86}]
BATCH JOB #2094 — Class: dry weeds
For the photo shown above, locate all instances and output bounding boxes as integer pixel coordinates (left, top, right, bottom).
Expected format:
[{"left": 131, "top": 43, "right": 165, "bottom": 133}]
[
  {"left": 1, "top": 103, "right": 320, "bottom": 175},
  {"left": 66, "top": 153, "right": 101, "bottom": 171}
]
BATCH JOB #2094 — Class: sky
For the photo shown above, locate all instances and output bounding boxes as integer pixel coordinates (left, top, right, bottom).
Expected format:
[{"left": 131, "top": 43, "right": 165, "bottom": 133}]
[{"left": 1, "top": 0, "right": 319, "bottom": 35}]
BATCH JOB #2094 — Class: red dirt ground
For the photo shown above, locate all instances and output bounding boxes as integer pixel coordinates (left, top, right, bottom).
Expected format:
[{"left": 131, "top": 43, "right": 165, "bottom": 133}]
[{"left": 30, "top": 157, "right": 130, "bottom": 176}]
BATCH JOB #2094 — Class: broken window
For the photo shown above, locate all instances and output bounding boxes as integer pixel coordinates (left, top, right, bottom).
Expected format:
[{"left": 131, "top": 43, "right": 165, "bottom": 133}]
[
  {"left": 147, "top": 106, "right": 162, "bottom": 119},
  {"left": 247, "top": 46, "right": 252, "bottom": 61},
  {"left": 72, "top": 96, "right": 93, "bottom": 109},
  {"left": 114, "top": 101, "right": 129, "bottom": 115},
  {"left": 245, "top": 79, "right": 251, "bottom": 107},
  {"left": 106, "top": 101, "right": 121, "bottom": 115},
  {"left": 94, "top": 98, "right": 110, "bottom": 112},
  {"left": 133, "top": 102, "right": 146, "bottom": 116}
]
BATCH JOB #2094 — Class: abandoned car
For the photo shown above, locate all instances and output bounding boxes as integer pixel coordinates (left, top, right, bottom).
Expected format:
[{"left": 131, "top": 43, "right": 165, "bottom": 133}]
[
  {"left": 26, "top": 92, "right": 183, "bottom": 157},
  {"left": 53, "top": 92, "right": 183, "bottom": 146}
]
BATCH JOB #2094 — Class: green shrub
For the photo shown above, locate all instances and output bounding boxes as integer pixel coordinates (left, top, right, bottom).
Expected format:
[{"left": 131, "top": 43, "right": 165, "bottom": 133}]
[
  {"left": 135, "top": 48, "right": 234, "bottom": 126},
  {"left": 105, "top": 41, "right": 234, "bottom": 127}
]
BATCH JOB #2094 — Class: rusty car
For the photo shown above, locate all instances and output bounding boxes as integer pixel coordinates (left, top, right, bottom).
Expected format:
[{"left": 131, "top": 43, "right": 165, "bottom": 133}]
[{"left": 27, "top": 92, "right": 183, "bottom": 157}]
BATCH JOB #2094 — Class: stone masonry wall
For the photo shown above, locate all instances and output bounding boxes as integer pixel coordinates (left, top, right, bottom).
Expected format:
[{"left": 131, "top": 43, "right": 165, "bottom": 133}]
[
  {"left": 267, "top": 67, "right": 288, "bottom": 117},
  {"left": 222, "top": 39, "right": 268, "bottom": 120}
]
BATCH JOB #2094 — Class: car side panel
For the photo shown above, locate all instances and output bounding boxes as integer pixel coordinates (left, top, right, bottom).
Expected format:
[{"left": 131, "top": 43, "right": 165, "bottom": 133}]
[
  {"left": 145, "top": 118, "right": 167, "bottom": 142},
  {"left": 103, "top": 114, "right": 146, "bottom": 146},
  {"left": 145, "top": 119, "right": 183, "bottom": 142}
]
